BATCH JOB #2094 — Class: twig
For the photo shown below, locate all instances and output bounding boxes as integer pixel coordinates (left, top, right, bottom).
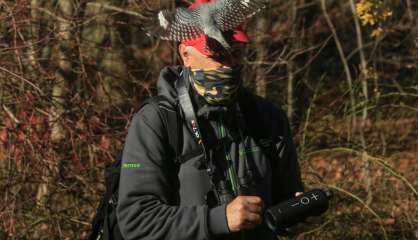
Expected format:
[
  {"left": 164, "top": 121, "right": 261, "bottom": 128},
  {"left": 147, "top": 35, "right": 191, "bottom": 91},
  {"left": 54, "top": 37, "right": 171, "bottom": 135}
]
[
  {"left": 320, "top": 0, "right": 356, "bottom": 139},
  {"left": 1, "top": 0, "right": 24, "bottom": 75},
  {"left": 2, "top": 104, "right": 20, "bottom": 124},
  {"left": 320, "top": 183, "right": 388, "bottom": 240},
  {"left": 0, "top": 66, "right": 45, "bottom": 95},
  {"left": 32, "top": 6, "right": 70, "bottom": 23},
  {"left": 68, "top": 218, "right": 90, "bottom": 226},
  {"left": 300, "top": 74, "right": 325, "bottom": 161},
  {"left": 307, "top": 147, "right": 418, "bottom": 198},
  {"left": 298, "top": 217, "right": 334, "bottom": 236},
  {"left": 405, "top": 0, "right": 414, "bottom": 21},
  {"left": 86, "top": 2, "right": 149, "bottom": 19},
  {"left": 367, "top": 156, "right": 418, "bottom": 199}
]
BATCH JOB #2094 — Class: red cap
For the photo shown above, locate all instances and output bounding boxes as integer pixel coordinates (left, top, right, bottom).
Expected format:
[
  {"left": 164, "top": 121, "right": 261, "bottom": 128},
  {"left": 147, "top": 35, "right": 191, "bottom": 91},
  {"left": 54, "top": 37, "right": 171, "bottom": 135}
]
[{"left": 181, "top": 0, "right": 250, "bottom": 56}]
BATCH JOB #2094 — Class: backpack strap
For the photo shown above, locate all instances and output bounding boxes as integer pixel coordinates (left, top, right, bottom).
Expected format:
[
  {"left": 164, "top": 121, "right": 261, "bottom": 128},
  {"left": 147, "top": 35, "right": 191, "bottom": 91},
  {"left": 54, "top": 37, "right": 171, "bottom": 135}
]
[
  {"left": 139, "top": 95, "right": 182, "bottom": 166},
  {"left": 88, "top": 154, "right": 122, "bottom": 240}
]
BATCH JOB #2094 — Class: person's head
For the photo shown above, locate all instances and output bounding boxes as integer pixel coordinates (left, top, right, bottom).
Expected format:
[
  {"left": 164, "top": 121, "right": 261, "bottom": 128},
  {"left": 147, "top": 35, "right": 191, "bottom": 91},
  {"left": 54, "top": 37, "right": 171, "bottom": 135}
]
[
  {"left": 178, "top": 38, "right": 247, "bottom": 69},
  {"left": 178, "top": 0, "right": 250, "bottom": 70},
  {"left": 178, "top": 0, "right": 250, "bottom": 106}
]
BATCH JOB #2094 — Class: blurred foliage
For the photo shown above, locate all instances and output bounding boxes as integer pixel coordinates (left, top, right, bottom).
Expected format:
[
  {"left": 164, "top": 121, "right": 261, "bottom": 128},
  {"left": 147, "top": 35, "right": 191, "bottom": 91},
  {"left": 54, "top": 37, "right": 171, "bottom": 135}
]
[
  {"left": 356, "top": 0, "right": 393, "bottom": 37},
  {"left": 0, "top": 0, "right": 416, "bottom": 239}
]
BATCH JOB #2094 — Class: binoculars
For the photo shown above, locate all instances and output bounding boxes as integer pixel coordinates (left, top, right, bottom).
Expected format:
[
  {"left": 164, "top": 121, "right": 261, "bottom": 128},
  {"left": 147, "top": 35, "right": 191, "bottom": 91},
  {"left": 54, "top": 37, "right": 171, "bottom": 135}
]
[
  {"left": 206, "top": 168, "right": 258, "bottom": 207},
  {"left": 264, "top": 189, "right": 332, "bottom": 234}
]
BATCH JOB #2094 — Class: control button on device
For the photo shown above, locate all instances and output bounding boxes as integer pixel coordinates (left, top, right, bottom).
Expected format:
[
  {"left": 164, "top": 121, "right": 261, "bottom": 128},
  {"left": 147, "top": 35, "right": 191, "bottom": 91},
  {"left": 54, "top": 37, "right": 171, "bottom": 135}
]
[{"left": 300, "top": 197, "right": 310, "bottom": 205}]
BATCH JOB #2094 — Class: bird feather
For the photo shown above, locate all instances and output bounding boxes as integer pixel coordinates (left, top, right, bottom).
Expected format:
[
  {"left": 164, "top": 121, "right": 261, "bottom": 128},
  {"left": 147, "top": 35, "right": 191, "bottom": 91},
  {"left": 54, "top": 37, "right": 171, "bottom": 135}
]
[
  {"left": 142, "top": 8, "right": 202, "bottom": 42},
  {"left": 211, "top": 0, "right": 268, "bottom": 31}
]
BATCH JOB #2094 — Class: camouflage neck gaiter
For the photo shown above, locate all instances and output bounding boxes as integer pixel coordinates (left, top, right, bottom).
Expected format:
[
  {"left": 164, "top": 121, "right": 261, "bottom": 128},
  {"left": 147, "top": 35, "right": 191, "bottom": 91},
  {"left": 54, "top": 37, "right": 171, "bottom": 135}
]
[{"left": 189, "top": 66, "right": 242, "bottom": 106}]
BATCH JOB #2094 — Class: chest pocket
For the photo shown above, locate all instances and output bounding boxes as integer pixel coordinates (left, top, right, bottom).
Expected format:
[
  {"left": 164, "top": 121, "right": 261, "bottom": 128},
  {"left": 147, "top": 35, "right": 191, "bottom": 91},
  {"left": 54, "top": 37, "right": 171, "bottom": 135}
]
[
  {"left": 255, "top": 136, "right": 285, "bottom": 161},
  {"left": 251, "top": 138, "right": 278, "bottom": 158},
  {"left": 177, "top": 151, "right": 211, "bottom": 206},
  {"left": 250, "top": 135, "right": 286, "bottom": 182},
  {"left": 175, "top": 123, "right": 211, "bottom": 205}
]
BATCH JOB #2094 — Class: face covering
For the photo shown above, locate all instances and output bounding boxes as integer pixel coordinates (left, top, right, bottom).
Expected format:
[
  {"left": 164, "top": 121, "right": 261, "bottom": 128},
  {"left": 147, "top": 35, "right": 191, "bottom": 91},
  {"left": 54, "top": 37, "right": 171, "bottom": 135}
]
[{"left": 189, "top": 66, "right": 242, "bottom": 106}]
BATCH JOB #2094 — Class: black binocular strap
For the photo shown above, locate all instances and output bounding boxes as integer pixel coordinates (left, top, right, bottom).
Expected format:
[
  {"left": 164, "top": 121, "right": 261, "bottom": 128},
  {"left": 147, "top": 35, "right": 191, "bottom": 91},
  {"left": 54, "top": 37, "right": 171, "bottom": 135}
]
[{"left": 176, "top": 69, "right": 207, "bottom": 159}]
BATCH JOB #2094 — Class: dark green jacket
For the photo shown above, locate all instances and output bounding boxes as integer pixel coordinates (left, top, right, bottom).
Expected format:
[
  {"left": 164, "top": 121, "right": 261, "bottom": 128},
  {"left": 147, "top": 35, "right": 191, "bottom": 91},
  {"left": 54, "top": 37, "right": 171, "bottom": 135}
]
[{"left": 116, "top": 66, "right": 304, "bottom": 240}]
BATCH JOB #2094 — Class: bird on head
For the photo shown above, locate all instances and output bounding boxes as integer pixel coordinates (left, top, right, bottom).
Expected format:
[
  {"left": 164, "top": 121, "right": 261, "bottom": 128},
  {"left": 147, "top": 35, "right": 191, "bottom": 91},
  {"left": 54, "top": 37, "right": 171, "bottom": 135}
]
[{"left": 143, "top": 0, "right": 269, "bottom": 51}]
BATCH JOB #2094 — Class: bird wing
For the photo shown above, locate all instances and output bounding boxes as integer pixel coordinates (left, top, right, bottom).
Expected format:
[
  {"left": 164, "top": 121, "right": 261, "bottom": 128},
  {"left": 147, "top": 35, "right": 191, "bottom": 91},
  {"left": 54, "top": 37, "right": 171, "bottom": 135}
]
[
  {"left": 211, "top": 0, "right": 268, "bottom": 31},
  {"left": 142, "top": 7, "right": 202, "bottom": 42}
]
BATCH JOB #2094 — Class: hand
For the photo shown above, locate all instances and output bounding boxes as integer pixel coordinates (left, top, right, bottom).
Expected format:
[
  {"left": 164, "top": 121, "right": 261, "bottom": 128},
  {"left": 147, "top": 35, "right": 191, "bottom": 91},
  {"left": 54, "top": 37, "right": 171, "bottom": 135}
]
[{"left": 226, "top": 196, "right": 264, "bottom": 232}]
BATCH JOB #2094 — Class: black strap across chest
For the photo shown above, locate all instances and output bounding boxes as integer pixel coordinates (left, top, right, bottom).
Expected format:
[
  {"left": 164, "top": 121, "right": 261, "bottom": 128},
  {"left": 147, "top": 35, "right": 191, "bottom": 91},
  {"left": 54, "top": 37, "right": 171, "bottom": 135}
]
[{"left": 140, "top": 93, "right": 206, "bottom": 167}]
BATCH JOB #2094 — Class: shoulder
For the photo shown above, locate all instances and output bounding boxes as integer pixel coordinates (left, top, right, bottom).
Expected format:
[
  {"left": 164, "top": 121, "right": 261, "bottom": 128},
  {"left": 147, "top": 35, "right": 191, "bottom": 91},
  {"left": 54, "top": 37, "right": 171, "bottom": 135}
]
[
  {"left": 239, "top": 89, "right": 291, "bottom": 138},
  {"left": 130, "top": 97, "right": 166, "bottom": 133},
  {"left": 241, "top": 88, "right": 288, "bottom": 123},
  {"left": 256, "top": 95, "right": 286, "bottom": 117}
]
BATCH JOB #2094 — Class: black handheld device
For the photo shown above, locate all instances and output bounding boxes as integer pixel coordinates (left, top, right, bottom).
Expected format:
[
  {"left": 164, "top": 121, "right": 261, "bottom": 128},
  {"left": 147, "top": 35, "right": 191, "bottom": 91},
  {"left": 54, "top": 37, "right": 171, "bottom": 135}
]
[{"left": 264, "top": 189, "right": 332, "bottom": 234}]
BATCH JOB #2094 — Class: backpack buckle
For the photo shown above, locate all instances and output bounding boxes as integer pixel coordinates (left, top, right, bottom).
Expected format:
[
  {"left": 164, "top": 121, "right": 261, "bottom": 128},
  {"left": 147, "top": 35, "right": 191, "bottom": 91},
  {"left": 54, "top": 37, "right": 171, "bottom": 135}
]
[{"left": 108, "top": 195, "right": 118, "bottom": 206}]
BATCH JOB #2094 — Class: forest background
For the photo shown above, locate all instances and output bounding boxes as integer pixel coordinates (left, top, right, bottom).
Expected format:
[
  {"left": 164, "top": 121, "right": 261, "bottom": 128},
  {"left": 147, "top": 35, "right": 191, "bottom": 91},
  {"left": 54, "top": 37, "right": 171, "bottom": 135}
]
[{"left": 0, "top": 0, "right": 416, "bottom": 239}]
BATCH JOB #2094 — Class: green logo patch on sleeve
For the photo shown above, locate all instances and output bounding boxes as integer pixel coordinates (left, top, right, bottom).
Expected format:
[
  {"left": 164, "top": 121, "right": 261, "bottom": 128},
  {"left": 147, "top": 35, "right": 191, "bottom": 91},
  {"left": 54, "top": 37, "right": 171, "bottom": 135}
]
[{"left": 122, "top": 163, "right": 141, "bottom": 169}]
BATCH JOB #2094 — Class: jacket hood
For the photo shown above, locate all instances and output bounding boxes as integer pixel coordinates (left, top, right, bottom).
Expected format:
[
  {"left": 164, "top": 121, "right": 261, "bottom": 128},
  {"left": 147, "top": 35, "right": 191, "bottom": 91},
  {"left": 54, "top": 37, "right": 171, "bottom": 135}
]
[{"left": 156, "top": 65, "right": 184, "bottom": 107}]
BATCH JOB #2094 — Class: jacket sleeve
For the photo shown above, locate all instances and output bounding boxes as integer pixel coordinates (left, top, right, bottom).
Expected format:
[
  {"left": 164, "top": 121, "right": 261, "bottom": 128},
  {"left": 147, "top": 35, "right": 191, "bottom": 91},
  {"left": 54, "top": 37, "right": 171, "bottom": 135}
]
[
  {"left": 271, "top": 108, "right": 304, "bottom": 205},
  {"left": 116, "top": 104, "right": 230, "bottom": 240}
]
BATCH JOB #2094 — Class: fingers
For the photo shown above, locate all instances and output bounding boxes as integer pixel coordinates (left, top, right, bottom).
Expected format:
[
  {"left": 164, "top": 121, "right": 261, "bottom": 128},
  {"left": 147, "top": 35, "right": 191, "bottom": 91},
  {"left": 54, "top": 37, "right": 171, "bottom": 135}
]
[
  {"left": 226, "top": 196, "right": 265, "bottom": 232},
  {"left": 246, "top": 212, "right": 262, "bottom": 225},
  {"left": 241, "top": 212, "right": 262, "bottom": 230},
  {"left": 244, "top": 203, "right": 262, "bottom": 214},
  {"left": 243, "top": 196, "right": 263, "bottom": 206},
  {"left": 237, "top": 196, "right": 264, "bottom": 210},
  {"left": 295, "top": 192, "right": 303, "bottom": 197}
]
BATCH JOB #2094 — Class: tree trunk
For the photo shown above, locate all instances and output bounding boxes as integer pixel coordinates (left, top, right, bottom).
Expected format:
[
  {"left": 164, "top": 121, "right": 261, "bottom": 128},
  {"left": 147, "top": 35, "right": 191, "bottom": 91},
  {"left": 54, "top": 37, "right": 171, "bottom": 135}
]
[
  {"left": 350, "top": 0, "right": 371, "bottom": 205},
  {"left": 255, "top": 15, "right": 267, "bottom": 98},
  {"left": 82, "top": 0, "right": 128, "bottom": 112},
  {"left": 37, "top": 0, "right": 75, "bottom": 207},
  {"left": 321, "top": 0, "right": 356, "bottom": 141}
]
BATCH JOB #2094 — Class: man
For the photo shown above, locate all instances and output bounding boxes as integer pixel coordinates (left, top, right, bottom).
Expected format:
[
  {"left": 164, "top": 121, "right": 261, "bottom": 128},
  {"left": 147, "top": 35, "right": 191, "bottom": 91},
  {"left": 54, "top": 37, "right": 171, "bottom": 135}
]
[{"left": 116, "top": 1, "right": 304, "bottom": 239}]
